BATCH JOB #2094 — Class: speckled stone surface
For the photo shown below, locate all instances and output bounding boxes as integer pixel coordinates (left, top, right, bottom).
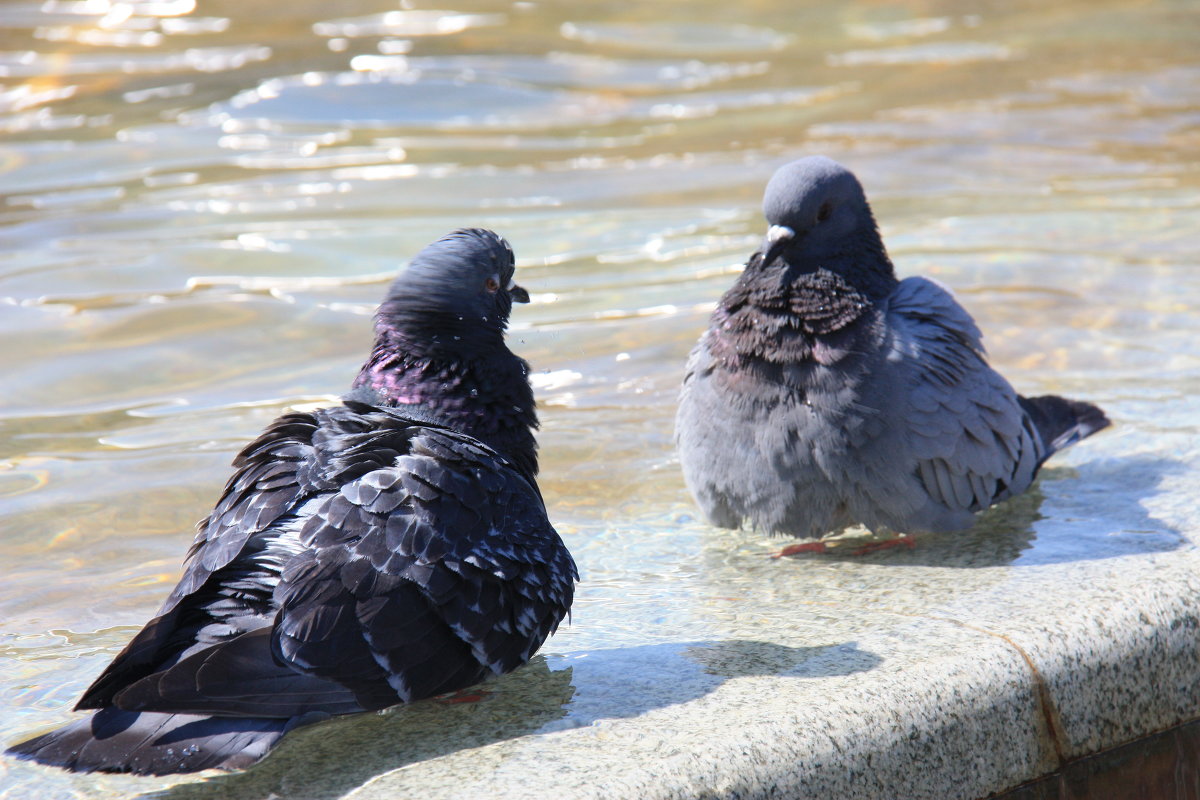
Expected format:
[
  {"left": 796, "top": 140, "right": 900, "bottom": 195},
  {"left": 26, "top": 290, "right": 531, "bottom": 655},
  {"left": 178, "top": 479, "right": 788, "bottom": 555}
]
[{"left": 140, "top": 449, "right": 1200, "bottom": 800}]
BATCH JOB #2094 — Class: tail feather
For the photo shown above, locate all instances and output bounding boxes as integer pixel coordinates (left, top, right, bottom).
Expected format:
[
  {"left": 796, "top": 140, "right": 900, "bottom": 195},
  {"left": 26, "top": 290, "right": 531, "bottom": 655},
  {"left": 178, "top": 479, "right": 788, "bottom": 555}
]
[
  {"left": 6, "top": 707, "right": 288, "bottom": 775},
  {"left": 1019, "top": 394, "right": 1111, "bottom": 463}
]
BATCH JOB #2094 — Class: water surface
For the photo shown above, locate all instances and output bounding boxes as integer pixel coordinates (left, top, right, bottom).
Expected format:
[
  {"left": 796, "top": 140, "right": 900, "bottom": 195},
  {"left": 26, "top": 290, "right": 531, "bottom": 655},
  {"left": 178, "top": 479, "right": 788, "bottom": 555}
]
[{"left": 1, "top": 0, "right": 1198, "bottom": 797}]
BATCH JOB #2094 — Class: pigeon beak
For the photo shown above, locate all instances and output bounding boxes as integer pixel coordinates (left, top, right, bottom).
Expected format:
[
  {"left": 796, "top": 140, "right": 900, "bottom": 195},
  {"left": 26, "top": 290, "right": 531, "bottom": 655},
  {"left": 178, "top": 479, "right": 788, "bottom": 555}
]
[
  {"left": 507, "top": 277, "right": 530, "bottom": 304},
  {"left": 761, "top": 225, "right": 795, "bottom": 267}
]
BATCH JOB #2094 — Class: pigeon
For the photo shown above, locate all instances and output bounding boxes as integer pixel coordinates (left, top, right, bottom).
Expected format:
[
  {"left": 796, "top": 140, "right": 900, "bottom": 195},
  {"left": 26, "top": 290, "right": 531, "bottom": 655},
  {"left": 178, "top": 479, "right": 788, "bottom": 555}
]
[
  {"left": 7, "top": 228, "right": 577, "bottom": 774},
  {"left": 676, "top": 156, "right": 1109, "bottom": 552}
]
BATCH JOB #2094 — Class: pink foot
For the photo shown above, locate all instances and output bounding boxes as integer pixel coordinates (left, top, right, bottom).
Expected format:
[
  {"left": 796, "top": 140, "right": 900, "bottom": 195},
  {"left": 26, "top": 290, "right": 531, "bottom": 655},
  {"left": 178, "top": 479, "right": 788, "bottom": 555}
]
[
  {"left": 772, "top": 533, "right": 918, "bottom": 558},
  {"left": 771, "top": 541, "right": 829, "bottom": 558},
  {"left": 851, "top": 534, "right": 917, "bottom": 556},
  {"left": 435, "top": 688, "right": 492, "bottom": 705}
]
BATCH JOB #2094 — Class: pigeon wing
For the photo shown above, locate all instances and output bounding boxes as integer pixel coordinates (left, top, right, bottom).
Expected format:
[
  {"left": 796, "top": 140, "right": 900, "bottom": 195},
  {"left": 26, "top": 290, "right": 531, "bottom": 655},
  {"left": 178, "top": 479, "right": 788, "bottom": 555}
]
[
  {"left": 76, "top": 411, "right": 327, "bottom": 709},
  {"left": 176, "top": 412, "right": 327, "bottom": 598},
  {"left": 109, "top": 627, "right": 365, "bottom": 718},
  {"left": 102, "top": 420, "right": 575, "bottom": 716},
  {"left": 273, "top": 424, "right": 577, "bottom": 705},
  {"left": 884, "top": 276, "right": 1043, "bottom": 514}
]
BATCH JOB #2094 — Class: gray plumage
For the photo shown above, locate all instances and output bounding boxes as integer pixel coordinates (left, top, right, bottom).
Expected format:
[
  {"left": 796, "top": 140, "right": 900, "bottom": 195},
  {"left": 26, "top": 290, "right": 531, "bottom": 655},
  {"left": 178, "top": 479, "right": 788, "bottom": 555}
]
[{"left": 676, "top": 156, "right": 1109, "bottom": 540}]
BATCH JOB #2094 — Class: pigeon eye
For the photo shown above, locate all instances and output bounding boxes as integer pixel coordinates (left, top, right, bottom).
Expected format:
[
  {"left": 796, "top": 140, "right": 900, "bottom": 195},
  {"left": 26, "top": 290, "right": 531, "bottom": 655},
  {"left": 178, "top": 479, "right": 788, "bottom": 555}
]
[
  {"left": 816, "top": 202, "right": 833, "bottom": 223},
  {"left": 484, "top": 275, "right": 501, "bottom": 293}
]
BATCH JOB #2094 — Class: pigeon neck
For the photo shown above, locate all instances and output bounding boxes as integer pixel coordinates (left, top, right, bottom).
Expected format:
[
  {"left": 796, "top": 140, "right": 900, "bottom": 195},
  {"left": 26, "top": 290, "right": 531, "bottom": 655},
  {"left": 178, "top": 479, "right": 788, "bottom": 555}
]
[
  {"left": 814, "top": 253, "right": 898, "bottom": 302},
  {"left": 769, "top": 212, "right": 898, "bottom": 301},
  {"left": 376, "top": 301, "right": 509, "bottom": 354},
  {"left": 709, "top": 267, "right": 878, "bottom": 369},
  {"left": 352, "top": 333, "right": 539, "bottom": 477},
  {"left": 728, "top": 262, "right": 875, "bottom": 328}
]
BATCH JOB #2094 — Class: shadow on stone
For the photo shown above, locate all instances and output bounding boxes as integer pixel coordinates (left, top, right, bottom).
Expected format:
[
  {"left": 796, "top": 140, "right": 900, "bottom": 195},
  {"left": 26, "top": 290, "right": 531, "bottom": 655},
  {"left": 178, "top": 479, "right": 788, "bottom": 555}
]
[
  {"left": 144, "top": 656, "right": 575, "bottom": 800},
  {"left": 144, "top": 640, "right": 878, "bottom": 800},
  {"left": 685, "top": 638, "right": 880, "bottom": 679},
  {"left": 556, "top": 639, "right": 879, "bottom": 725}
]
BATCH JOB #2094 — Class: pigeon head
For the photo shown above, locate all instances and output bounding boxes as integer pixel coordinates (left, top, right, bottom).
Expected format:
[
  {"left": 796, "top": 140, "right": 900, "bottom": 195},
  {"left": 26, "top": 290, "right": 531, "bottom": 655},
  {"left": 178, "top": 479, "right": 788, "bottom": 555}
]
[
  {"left": 756, "top": 156, "right": 896, "bottom": 299},
  {"left": 376, "top": 228, "right": 530, "bottom": 351},
  {"left": 354, "top": 228, "right": 539, "bottom": 472}
]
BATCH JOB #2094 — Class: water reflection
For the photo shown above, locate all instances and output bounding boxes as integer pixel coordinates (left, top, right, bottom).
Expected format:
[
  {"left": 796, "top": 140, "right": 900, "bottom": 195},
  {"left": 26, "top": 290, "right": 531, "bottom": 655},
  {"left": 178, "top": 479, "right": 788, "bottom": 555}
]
[
  {"left": 768, "top": 457, "right": 1186, "bottom": 569},
  {"left": 312, "top": 9, "right": 505, "bottom": 39},
  {"left": 559, "top": 21, "right": 791, "bottom": 55},
  {"left": 2, "top": 0, "right": 1199, "bottom": 797}
]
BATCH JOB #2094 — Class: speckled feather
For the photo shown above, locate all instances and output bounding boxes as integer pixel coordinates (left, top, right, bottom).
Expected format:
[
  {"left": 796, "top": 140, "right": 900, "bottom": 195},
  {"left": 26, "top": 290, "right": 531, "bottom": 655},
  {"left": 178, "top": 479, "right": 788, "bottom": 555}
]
[
  {"left": 676, "top": 157, "right": 1109, "bottom": 539},
  {"left": 8, "top": 228, "right": 576, "bottom": 774}
]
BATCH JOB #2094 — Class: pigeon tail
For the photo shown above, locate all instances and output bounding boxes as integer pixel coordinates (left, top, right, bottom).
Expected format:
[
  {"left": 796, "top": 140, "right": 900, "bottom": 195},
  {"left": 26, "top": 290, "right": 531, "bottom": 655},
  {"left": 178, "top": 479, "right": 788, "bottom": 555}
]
[
  {"left": 6, "top": 707, "right": 293, "bottom": 775},
  {"left": 1019, "top": 394, "right": 1111, "bottom": 462}
]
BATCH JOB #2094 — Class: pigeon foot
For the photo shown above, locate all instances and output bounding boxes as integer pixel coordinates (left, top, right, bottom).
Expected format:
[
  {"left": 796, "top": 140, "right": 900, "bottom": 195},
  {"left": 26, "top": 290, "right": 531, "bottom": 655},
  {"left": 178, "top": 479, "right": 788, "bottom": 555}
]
[{"left": 771, "top": 530, "right": 917, "bottom": 558}]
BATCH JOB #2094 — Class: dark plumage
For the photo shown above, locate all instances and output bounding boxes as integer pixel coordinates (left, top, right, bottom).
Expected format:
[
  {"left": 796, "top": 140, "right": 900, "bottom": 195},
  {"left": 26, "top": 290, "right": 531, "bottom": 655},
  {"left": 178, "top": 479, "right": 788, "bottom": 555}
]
[
  {"left": 676, "top": 156, "right": 1110, "bottom": 543},
  {"left": 8, "top": 228, "right": 576, "bottom": 774}
]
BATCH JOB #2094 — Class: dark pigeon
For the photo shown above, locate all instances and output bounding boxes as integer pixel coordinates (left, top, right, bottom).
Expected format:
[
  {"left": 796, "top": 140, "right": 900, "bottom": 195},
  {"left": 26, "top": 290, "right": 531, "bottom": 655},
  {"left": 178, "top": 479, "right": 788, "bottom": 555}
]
[
  {"left": 676, "top": 156, "right": 1109, "bottom": 547},
  {"left": 8, "top": 228, "right": 577, "bottom": 774}
]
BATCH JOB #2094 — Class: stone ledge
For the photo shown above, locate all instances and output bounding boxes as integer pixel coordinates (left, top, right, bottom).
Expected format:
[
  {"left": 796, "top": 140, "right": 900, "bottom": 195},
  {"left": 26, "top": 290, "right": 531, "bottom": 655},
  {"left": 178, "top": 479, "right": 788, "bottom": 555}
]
[{"left": 155, "top": 489, "right": 1199, "bottom": 799}]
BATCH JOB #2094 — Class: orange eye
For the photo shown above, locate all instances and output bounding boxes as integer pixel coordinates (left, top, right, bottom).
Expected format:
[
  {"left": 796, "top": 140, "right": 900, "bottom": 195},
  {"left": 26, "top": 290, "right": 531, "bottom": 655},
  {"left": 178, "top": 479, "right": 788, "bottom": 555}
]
[{"left": 485, "top": 276, "right": 500, "bottom": 293}]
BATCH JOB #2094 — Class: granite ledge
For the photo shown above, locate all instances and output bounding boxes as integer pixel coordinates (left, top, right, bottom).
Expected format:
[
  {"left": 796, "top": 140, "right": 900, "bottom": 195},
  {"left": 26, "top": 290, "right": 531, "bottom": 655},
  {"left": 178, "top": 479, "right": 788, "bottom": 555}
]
[{"left": 153, "top": 540, "right": 1200, "bottom": 800}]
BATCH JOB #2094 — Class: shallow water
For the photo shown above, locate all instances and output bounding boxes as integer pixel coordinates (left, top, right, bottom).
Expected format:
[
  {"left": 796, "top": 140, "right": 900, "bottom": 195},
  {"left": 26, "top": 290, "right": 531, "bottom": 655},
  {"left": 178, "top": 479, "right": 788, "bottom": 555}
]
[{"left": 1, "top": 0, "right": 1198, "bottom": 797}]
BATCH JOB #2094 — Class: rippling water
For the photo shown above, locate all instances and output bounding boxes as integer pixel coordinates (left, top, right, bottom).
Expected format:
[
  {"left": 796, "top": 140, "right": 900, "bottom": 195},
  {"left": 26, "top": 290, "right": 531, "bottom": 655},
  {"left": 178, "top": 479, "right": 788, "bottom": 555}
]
[{"left": 2, "top": 0, "right": 1198, "bottom": 797}]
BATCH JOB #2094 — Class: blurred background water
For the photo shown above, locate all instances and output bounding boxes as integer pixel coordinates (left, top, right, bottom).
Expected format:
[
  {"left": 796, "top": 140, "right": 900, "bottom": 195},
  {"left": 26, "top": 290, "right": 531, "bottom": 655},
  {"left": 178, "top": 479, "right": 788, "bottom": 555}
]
[{"left": 1, "top": 0, "right": 1198, "bottom": 797}]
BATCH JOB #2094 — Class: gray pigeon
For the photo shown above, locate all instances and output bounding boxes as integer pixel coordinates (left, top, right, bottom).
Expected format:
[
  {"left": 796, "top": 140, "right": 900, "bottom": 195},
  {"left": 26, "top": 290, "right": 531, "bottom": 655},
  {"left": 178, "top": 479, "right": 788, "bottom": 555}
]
[
  {"left": 7, "top": 228, "right": 577, "bottom": 774},
  {"left": 676, "top": 156, "right": 1109, "bottom": 551}
]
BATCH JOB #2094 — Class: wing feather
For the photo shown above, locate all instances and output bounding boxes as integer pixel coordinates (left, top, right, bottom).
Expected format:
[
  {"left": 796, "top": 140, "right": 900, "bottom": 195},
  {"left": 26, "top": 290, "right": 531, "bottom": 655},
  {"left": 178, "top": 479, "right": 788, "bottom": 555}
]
[
  {"left": 77, "top": 405, "right": 575, "bottom": 720},
  {"left": 271, "top": 425, "right": 575, "bottom": 704},
  {"left": 887, "top": 277, "right": 1044, "bottom": 514},
  {"left": 76, "top": 415, "right": 325, "bottom": 709}
]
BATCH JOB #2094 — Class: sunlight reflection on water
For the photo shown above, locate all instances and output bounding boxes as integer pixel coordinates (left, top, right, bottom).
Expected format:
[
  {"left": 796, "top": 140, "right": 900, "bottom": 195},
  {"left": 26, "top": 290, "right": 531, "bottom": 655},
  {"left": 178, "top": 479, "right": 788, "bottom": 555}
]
[{"left": 1, "top": 0, "right": 1199, "bottom": 796}]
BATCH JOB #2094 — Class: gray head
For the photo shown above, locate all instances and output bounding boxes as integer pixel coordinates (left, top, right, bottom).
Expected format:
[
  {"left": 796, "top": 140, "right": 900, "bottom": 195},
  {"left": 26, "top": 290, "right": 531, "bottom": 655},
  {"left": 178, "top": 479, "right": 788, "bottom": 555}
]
[
  {"left": 376, "top": 228, "right": 530, "bottom": 352},
  {"left": 758, "top": 157, "right": 894, "bottom": 297}
]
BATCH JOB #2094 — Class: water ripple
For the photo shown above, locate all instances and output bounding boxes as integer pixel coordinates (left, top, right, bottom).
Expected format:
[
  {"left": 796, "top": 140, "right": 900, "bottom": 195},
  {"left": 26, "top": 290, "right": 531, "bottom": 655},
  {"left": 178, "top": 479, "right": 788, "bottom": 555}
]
[
  {"left": 560, "top": 21, "right": 790, "bottom": 55},
  {"left": 313, "top": 9, "right": 505, "bottom": 38},
  {"left": 349, "top": 51, "right": 769, "bottom": 92},
  {"left": 3, "top": 3, "right": 1200, "bottom": 798},
  {"left": 827, "top": 41, "right": 1015, "bottom": 67},
  {"left": 202, "top": 69, "right": 851, "bottom": 132},
  {"left": 0, "top": 44, "right": 271, "bottom": 77}
]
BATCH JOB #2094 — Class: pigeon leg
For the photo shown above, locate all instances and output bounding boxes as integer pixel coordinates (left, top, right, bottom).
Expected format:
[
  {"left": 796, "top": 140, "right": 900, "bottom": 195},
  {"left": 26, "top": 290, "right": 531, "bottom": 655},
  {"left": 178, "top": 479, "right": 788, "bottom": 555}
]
[
  {"left": 851, "top": 533, "right": 917, "bottom": 556},
  {"left": 434, "top": 687, "right": 493, "bottom": 705},
  {"left": 771, "top": 540, "right": 829, "bottom": 558},
  {"left": 771, "top": 528, "right": 917, "bottom": 558}
]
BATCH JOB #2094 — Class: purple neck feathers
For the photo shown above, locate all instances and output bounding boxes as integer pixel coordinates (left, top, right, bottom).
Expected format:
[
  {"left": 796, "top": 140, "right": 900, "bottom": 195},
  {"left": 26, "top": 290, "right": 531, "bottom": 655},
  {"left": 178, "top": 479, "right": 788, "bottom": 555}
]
[{"left": 352, "top": 329, "right": 540, "bottom": 477}]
